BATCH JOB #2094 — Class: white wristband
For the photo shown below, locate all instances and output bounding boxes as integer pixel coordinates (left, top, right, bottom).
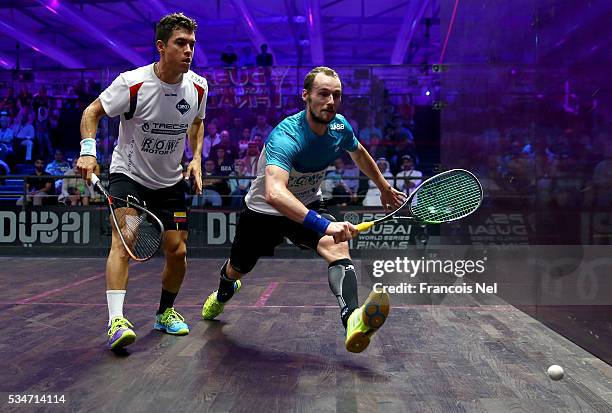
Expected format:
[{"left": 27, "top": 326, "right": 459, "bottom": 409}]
[{"left": 80, "top": 138, "right": 96, "bottom": 157}]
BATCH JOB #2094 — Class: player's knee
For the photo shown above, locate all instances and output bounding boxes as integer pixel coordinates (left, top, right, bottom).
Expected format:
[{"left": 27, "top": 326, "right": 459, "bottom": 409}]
[
  {"left": 110, "top": 241, "right": 131, "bottom": 261},
  {"left": 317, "top": 236, "right": 350, "bottom": 262},
  {"left": 228, "top": 259, "right": 253, "bottom": 276},
  {"left": 165, "top": 240, "right": 187, "bottom": 261}
]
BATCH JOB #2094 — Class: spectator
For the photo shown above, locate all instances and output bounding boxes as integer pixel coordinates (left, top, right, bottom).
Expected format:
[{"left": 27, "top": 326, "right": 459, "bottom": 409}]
[
  {"left": 220, "top": 45, "right": 238, "bottom": 67},
  {"left": 192, "top": 159, "right": 226, "bottom": 207},
  {"left": 228, "top": 117, "right": 244, "bottom": 141},
  {"left": 387, "top": 114, "right": 414, "bottom": 146},
  {"left": 202, "top": 123, "right": 221, "bottom": 159},
  {"left": 250, "top": 115, "right": 273, "bottom": 140},
  {"left": 363, "top": 158, "right": 394, "bottom": 206},
  {"left": 343, "top": 108, "right": 359, "bottom": 137},
  {"left": 32, "top": 86, "right": 50, "bottom": 113},
  {"left": 17, "top": 85, "right": 32, "bottom": 110},
  {"left": 228, "top": 158, "right": 250, "bottom": 209},
  {"left": 395, "top": 155, "right": 422, "bottom": 195},
  {"left": 360, "top": 114, "right": 382, "bottom": 146},
  {"left": 241, "top": 141, "right": 260, "bottom": 176},
  {"left": 17, "top": 157, "right": 54, "bottom": 206},
  {"left": 46, "top": 149, "right": 71, "bottom": 193},
  {"left": 0, "top": 110, "right": 14, "bottom": 161},
  {"left": 281, "top": 96, "right": 301, "bottom": 117},
  {"left": 250, "top": 133, "right": 264, "bottom": 151},
  {"left": 212, "top": 129, "right": 238, "bottom": 160},
  {"left": 12, "top": 109, "right": 35, "bottom": 162},
  {"left": 239, "top": 46, "right": 255, "bottom": 67},
  {"left": 46, "top": 149, "right": 71, "bottom": 175},
  {"left": 367, "top": 134, "right": 387, "bottom": 160},
  {"left": 0, "top": 86, "right": 17, "bottom": 116},
  {"left": 255, "top": 43, "right": 273, "bottom": 67},
  {"left": 322, "top": 157, "right": 355, "bottom": 205},
  {"left": 60, "top": 158, "right": 93, "bottom": 205},
  {"left": 343, "top": 159, "right": 360, "bottom": 196},
  {"left": 34, "top": 106, "right": 53, "bottom": 160},
  {"left": 213, "top": 147, "right": 234, "bottom": 175},
  {"left": 237, "top": 127, "right": 251, "bottom": 158}
]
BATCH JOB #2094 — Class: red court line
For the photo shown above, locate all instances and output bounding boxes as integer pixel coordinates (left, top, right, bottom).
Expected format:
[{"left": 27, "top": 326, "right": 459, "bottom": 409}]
[
  {"left": 255, "top": 281, "right": 280, "bottom": 307},
  {"left": 16, "top": 273, "right": 106, "bottom": 304},
  {"left": 14, "top": 263, "right": 146, "bottom": 304},
  {"left": 279, "top": 281, "right": 327, "bottom": 284}
]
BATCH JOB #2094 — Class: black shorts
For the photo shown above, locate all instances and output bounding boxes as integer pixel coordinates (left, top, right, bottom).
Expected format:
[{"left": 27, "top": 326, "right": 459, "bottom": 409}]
[
  {"left": 109, "top": 173, "right": 189, "bottom": 231},
  {"left": 229, "top": 201, "right": 336, "bottom": 274}
]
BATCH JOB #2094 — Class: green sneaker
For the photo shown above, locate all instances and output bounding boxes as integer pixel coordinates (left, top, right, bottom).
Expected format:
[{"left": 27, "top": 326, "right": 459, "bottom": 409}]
[
  {"left": 345, "top": 291, "right": 390, "bottom": 353},
  {"left": 201, "top": 280, "right": 241, "bottom": 320},
  {"left": 154, "top": 307, "right": 189, "bottom": 335},
  {"left": 107, "top": 316, "right": 136, "bottom": 350}
]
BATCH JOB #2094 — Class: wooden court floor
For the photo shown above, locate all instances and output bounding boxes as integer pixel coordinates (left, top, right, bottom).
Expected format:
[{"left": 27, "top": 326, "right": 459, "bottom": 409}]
[{"left": 1, "top": 257, "right": 612, "bottom": 413}]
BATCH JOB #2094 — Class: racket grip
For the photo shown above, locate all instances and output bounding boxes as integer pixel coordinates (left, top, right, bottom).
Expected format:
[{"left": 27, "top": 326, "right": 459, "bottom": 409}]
[
  {"left": 356, "top": 221, "right": 374, "bottom": 232},
  {"left": 90, "top": 173, "right": 100, "bottom": 186}
]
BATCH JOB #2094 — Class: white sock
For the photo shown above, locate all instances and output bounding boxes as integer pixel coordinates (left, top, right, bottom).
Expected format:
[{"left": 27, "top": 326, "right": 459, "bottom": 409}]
[{"left": 107, "top": 290, "right": 126, "bottom": 326}]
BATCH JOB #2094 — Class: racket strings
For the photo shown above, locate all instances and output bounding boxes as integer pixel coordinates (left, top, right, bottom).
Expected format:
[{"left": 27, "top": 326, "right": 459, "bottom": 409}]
[
  {"left": 410, "top": 171, "right": 481, "bottom": 223},
  {"left": 114, "top": 207, "right": 163, "bottom": 260}
]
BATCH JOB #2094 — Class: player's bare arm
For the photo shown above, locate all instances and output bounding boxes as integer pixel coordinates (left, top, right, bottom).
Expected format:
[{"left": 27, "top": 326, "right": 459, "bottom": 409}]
[
  {"left": 186, "top": 117, "right": 204, "bottom": 194},
  {"left": 264, "top": 164, "right": 357, "bottom": 243},
  {"left": 77, "top": 98, "right": 106, "bottom": 184},
  {"left": 349, "top": 142, "right": 405, "bottom": 210}
]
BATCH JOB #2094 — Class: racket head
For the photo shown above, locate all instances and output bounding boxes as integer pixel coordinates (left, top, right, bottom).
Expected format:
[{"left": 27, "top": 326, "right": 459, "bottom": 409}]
[
  {"left": 109, "top": 200, "right": 165, "bottom": 262},
  {"left": 404, "top": 169, "right": 483, "bottom": 224},
  {"left": 92, "top": 174, "right": 165, "bottom": 261}
]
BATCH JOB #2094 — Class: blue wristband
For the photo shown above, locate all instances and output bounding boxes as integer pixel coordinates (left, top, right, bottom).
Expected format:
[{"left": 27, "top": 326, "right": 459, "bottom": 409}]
[{"left": 303, "top": 209, "right": 331, "bottom": 235}]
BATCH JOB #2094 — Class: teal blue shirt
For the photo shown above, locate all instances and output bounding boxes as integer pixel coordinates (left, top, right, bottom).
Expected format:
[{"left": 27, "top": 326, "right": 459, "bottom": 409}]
[
  {"left": 265, "top": 110, "right": 359, "bottom": 172},
  {"left": 244, "top": 110, "right": 360, "bottom": 215}
]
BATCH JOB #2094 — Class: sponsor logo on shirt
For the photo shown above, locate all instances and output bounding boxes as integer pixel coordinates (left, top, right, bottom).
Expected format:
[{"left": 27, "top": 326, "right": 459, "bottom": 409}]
[
  {"left": 329, "top": 123, "right": 345, "bottom": 131},
  {"left": 140, "top": 137, "right": 182, "bottom": 155},
  {"left": 142, "top": 122, "right": 188, "bottom": 135},
  {"left": 287, "top": 170, "right": 326, "bottom": 199},
  {"left": 176, "top": 98, "right": 191, "bottom": 115},
  {"left": 288, "top": 171, "right": 326, "bottom": 188}
]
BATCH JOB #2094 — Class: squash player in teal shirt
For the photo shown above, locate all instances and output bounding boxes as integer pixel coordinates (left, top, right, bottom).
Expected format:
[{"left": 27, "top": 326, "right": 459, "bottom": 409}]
[{"left": 201, "top": 67, "right": 405, "bottom": 353}]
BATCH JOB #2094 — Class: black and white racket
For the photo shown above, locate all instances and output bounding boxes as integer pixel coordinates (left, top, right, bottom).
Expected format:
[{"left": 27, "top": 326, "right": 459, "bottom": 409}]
[
  {"left": 356, "top": 169, "right": 483, "bottom": 232},
  {"left": 91, "top": 173, "right": 164, "bottom": 261}
]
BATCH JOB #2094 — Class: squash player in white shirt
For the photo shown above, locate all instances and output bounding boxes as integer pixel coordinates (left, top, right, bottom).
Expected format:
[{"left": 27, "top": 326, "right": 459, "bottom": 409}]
[{"left": 77, "top": 13, "right": 207, "bottom": 351}]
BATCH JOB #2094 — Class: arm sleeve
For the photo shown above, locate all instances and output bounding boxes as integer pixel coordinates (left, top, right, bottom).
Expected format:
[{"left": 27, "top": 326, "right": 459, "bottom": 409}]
[
  {"left": 264, "top": 129, "right": 298, "bottom": 172},
  {"left": 340, "top": 118, "right": 359, "bottom": 152},
  {"left": 197, "top": 80, "right": 208, "bottom": 120},
  {"left": 99, "top": 75, "right": 130, "bottom": 118}
]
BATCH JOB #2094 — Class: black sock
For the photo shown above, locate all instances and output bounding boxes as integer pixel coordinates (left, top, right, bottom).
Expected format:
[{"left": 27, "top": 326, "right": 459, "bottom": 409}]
[
  {"left": 328, "top": 258, "right": 359, "bottom": 329},
  {"left": 216, "top": 260, "right": 238, "bottom": 303},
  {"left": 157, "top": 289, "right": 178, "bottom": 315}
]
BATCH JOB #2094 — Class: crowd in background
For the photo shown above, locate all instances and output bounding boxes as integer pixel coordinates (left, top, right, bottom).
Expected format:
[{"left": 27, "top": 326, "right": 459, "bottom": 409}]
[
  {"left": 0, "top": 76, "right": 427, "bottom": 207},
  {"left": 449, "top": 106, "right": 612, "bottom": 210},
  {"left": 2, "top": 75, "right": 609, "bottom": 212}
]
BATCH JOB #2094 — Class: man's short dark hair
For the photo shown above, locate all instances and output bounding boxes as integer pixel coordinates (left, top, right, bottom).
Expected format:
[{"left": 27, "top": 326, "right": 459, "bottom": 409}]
[
  {"left": 156, "top": 13, "right": 197, "bottom": 44},
  {"left": 303, "top": 66, "right": 340, "bottom": 92}
]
